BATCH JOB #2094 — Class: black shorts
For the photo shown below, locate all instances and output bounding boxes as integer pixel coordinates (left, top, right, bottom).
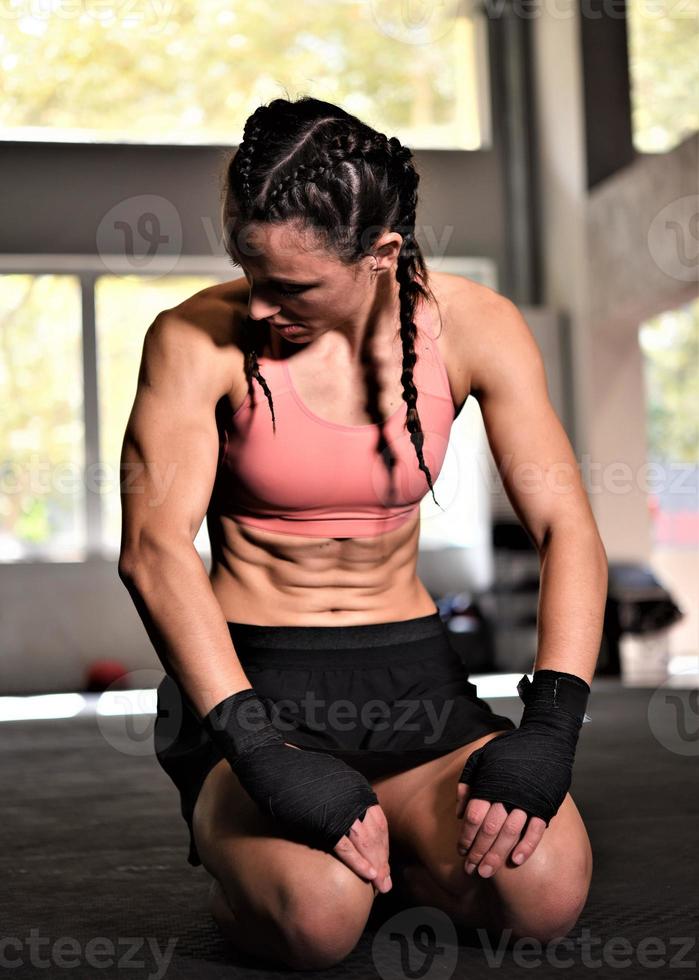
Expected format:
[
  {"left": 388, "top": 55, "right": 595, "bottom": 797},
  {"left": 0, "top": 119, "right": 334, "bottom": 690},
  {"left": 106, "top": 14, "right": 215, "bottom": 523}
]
[{"left": 153, "top": 611, "right": 516, "bottom": 867}]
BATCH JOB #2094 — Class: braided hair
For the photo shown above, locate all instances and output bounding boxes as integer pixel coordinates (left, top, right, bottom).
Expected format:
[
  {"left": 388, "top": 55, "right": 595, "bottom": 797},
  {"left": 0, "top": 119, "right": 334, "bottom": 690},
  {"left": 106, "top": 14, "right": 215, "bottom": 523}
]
[{"left": 219, "top": 96, "right": 443, "bottom": 509}]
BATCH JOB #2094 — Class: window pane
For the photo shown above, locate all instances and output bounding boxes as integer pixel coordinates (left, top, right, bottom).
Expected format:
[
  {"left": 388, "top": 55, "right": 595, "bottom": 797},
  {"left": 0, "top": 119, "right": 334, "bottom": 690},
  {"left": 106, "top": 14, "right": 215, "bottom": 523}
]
[
  {"left": 96, "top": 275, "right": 220, "bottom": 558},
  {"left": 1, "top": 1, "right": 487, "bottom": 150},
  {"left": 627, "top": 0, "right": 699, "bottom": 152},
  {"left": 639, "top": 297, "right": 699, "bottom": 550},
  {"left": 639, "top": 298, "right": 698, "bottom": 664},
  {"left": 0, "top": 275, "right": 84, "bottom": 561}
]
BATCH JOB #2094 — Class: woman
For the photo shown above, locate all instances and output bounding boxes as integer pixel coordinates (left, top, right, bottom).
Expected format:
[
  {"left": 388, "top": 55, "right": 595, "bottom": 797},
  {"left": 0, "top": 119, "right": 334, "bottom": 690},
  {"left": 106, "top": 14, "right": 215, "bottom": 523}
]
[{"left": 119, "top": 96, "right": 607, "bottom": 971}]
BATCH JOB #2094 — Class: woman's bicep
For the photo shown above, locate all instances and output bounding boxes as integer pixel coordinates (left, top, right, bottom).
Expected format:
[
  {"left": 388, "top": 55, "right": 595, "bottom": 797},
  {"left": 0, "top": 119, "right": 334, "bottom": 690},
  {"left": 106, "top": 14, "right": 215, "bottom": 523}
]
[
  {"left": 471, "top": 297, "right": 594, "bottom": 550},
  {"left": 118, "top": 314, "right": 230, "bottom": 564}
]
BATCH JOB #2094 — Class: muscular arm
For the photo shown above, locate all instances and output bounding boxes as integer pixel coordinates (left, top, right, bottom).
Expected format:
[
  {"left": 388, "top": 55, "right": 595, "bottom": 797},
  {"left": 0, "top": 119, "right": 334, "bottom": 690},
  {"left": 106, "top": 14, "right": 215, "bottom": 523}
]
[
  {"left": 118, "top": 311, "right": 252, "bottom": 718},
  {"left": 450, "top": 287, "right": 606, "bottom": 875},
  {"left": 466, "top": 287, "right": 608, "bottom": 685}
]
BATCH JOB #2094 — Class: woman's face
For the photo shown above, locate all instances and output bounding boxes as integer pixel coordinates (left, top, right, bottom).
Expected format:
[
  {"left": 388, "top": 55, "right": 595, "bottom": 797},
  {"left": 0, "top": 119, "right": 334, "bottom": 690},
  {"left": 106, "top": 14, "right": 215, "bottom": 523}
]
[{"left": 228, "top": 221, "right": 389, "bottom": 346}]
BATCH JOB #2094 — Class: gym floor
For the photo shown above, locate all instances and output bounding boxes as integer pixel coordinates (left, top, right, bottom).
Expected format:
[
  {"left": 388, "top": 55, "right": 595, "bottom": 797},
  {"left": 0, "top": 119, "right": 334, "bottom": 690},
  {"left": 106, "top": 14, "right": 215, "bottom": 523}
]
[{"left": 2, "top": 677, "right": 697, "bottom": 979}]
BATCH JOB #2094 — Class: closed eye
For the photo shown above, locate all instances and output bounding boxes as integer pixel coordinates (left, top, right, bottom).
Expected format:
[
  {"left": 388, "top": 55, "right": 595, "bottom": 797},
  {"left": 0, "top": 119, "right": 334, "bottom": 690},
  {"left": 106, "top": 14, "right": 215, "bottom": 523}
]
[{"left": 230, "top": 261, "right": 313, "bottom": 297}]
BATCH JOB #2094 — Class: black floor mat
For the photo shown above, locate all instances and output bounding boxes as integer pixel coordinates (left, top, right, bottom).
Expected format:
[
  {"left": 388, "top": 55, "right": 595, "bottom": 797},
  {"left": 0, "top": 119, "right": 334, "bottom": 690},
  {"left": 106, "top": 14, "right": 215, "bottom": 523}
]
[{"left": 1, "top": 681, "right": 697, "bottom": 978}]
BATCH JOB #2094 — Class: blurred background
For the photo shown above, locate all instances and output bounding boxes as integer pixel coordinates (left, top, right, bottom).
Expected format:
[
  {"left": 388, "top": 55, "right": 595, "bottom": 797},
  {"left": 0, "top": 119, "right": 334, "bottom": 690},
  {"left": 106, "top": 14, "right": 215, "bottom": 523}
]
[
  {"left": 0, "top": 0, "right": 696, "bottom": 705},
  {"left": 1, "top": 5, "right": 698, "bottom": 976}
]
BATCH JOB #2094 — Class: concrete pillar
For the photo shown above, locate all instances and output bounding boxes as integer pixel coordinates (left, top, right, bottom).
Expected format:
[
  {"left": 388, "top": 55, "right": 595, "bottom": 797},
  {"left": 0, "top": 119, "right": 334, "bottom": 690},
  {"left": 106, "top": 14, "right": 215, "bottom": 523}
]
[{"left": 530, "top": 0, "right": 697, "bottom": 564}]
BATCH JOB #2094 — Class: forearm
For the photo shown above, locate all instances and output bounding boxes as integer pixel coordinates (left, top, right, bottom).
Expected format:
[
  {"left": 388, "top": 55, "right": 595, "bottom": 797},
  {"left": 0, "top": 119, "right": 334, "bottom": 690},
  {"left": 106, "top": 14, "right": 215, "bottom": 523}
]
[
  {"left": 532, "top": 525, "right": 608, "bottom": 687},
  {"left": 119, "top": 542, "right": 252, "bottom": 718}
]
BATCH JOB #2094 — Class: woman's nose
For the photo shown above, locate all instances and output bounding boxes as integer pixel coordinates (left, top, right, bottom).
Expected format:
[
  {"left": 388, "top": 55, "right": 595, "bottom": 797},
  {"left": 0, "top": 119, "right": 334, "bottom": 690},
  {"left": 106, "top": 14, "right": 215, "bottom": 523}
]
[{"left": 248, "top": 291, "right": 280, "bottom": 320}]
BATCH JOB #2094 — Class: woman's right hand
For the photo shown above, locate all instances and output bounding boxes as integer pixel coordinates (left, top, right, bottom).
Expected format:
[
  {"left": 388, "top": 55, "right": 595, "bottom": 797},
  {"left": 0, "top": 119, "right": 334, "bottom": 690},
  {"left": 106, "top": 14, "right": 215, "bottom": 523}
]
[
  {"left": 284, "top": 744, "right": 392, "bottom": 892},
  {"left": 332, "top": 803, "right": 392, "bottom": 894},
  {"left": 229, "top": 739, "right": 392, "bottom": 891}
]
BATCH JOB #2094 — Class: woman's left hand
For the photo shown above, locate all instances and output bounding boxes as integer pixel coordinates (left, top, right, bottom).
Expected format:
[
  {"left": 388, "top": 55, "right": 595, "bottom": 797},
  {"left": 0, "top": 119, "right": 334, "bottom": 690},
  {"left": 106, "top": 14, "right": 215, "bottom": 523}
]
[{"left": 455, "top": 782, "right": 547, "bottom": 877}]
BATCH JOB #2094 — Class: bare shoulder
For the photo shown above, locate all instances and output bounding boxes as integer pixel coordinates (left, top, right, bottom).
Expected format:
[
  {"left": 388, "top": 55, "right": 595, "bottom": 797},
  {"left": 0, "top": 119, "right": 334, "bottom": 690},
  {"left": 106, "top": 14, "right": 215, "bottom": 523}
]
[
  {"left": 163, "top": 276, "right": 249, "bottom": 348},
  {"left": 150, "top": 276, "right": 250, "bottom": 403},
  {"left": 429, "top": 272, "right": 544, "bottom": 403}
]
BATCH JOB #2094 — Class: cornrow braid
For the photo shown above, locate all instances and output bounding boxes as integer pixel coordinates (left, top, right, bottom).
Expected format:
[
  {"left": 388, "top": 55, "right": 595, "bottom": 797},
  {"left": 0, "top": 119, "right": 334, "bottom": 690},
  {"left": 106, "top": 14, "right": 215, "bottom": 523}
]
[
  {"left": 220, "top": 96, "right": 446, "bottom": 510},
  {"left": 235, "top": 105, "right": 269, "bottom": 206}
]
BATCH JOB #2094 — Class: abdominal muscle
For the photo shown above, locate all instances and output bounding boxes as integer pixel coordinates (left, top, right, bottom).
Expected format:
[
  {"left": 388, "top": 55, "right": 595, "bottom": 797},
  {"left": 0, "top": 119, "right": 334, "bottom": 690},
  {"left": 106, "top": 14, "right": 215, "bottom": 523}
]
[
  {"left": 192, "top": 270, "right": 466, "bottom": 627},
  {"left": 206, "top": 508, "right": 439, "bottom": 626}
]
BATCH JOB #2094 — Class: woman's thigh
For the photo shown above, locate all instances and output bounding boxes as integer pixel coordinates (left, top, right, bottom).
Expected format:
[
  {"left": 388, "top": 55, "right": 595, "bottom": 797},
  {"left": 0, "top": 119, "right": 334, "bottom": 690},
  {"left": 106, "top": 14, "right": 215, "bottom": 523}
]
[
  {"left": 191, "top": 734, "right": 503, "bottom": 918},
  {"left": 371, "top": 731, "right": 593, "bottom": 936},
  {"left": 191, "top": 757, "right": 378, "bottom": 969},
  {"left": 371, "top": 731, "right": 507, "bottom": 877}
]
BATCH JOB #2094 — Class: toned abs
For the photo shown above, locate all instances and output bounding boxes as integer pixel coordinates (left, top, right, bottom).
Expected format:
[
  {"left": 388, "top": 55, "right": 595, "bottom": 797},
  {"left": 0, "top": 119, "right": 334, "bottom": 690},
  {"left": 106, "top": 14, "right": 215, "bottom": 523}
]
[{"left": 174, "top": 274, "right": 469, "bottom": 626}]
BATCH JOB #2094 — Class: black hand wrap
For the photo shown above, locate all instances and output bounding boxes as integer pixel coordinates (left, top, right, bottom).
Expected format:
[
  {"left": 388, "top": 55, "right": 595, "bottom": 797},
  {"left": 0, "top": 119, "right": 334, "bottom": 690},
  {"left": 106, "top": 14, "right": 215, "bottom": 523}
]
[
  {"left": 201, "top": 689, "right": 379, "bottom": 851},
  {"left": 458, "top": 669, "right": 591, "bottom": 826}
]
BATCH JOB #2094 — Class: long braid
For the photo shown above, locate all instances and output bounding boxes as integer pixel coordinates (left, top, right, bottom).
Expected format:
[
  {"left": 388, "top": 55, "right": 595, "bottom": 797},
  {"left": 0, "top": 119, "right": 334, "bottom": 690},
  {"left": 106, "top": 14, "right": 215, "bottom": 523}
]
[
  {"left": 390, "top": 139, "right": 442, "bottom": 508},
  {"left": 223, "top": 107, "right": 279, "bottom": 432},
  {"left": 221, "top": 97, "right": 444, "bottom": 507},
  {"left": 241, "top": 313, "right": 277, "bottom": 433}
]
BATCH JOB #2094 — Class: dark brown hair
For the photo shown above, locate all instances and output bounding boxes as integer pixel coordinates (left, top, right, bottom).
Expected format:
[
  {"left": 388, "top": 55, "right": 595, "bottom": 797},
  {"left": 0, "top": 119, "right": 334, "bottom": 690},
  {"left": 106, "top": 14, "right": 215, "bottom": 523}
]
[{"left": 220, "top": 95, "right": 442, "bottom": 508}]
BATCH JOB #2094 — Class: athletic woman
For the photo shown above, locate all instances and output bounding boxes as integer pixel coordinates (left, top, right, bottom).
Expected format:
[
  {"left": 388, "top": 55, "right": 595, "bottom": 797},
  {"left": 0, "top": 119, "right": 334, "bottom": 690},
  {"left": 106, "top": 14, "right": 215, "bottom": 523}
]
[{"left": 119, "top": 96, "right": 608, "bottom": 971}]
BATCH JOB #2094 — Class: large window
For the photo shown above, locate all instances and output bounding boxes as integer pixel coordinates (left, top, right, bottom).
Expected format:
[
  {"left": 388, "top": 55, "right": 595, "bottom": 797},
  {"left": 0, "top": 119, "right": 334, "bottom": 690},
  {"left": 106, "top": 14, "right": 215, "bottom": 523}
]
[
  {"left": 96, "top": 274, "right": 219, "bottom": 555},
  {"left": 639, "top": 297, "right": 698, "bottom": 661},
  {"left": 640, "top": 297, "right": 699, "bottom": 549},
  {"left": 626, "top": 0, "right": 699, "bottom": 153},
  {"left": 0, "top": 275, "right": 84, "bottom": 560},
  {"left": 0, "top": 0, "right": 490, "bottom": 150},
  {"left": 0, "top": 267, "right": 219, "bottom": 562}
]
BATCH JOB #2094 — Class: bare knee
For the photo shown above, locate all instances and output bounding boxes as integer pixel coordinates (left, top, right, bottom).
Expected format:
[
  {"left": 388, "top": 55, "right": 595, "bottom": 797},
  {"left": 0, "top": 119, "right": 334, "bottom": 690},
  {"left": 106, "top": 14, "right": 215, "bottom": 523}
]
[
  {"left": 503, "top": 890, "right": 588, "bottom": 944},
  {"left": 497, "top": 857, "right": 586, "bottom": 935},
  {"left": 209, "top": 860, "right": 373, "bottom": 971},
  {"left": 484, "top": 850, "right": 592, "bottom": 944},
  {"left": 276, "top": 860, "right": 374, "bottom": 969}
]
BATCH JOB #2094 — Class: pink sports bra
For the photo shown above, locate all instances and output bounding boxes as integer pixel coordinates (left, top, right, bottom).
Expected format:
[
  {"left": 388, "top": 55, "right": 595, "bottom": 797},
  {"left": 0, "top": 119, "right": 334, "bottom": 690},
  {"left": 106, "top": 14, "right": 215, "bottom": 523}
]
[{"left": 217, "top": 295, "right": 459, "bottom": 538}]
